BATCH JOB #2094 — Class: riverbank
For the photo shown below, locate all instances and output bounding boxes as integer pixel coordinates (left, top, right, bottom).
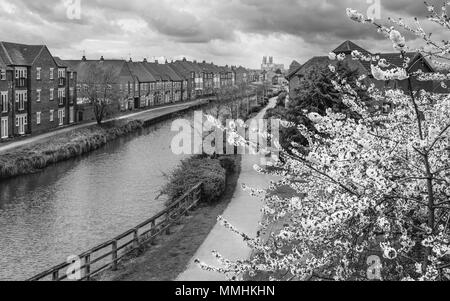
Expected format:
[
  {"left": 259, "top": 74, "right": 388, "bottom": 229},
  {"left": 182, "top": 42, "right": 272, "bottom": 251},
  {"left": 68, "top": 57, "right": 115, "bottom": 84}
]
[
  {"left": 0, "top": 99, "right": 209, "bottom": 181},
  {"left": 0, "top": 120, "right": 143, "bottom": 180},
  {"left": 98, "top": 155, "right": 242, "bottom": 281}
]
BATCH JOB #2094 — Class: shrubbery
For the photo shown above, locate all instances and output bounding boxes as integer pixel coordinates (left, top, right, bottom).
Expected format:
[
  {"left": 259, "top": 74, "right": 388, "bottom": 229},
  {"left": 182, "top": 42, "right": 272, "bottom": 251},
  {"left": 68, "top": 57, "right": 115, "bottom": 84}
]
[
  {"left": 0, "top": 119, "right": 143, "bottom": 180},
  {"left": 162, "top": 155, "right": 228, "bottom": 206}
]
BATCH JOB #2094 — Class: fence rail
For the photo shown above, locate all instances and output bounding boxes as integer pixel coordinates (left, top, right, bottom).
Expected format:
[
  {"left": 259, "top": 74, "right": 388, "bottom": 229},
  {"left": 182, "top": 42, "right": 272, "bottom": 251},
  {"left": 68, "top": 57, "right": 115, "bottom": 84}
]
[{"left": 28, "top": 182, "right": 203, "bottom": 281}]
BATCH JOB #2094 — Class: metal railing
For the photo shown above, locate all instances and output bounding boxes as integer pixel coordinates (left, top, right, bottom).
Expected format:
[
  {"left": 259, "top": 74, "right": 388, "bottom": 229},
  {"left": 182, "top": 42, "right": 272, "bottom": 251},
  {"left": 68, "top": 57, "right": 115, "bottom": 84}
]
[{"left": 28, "top": 182, "right": 203, "bottom": 281}]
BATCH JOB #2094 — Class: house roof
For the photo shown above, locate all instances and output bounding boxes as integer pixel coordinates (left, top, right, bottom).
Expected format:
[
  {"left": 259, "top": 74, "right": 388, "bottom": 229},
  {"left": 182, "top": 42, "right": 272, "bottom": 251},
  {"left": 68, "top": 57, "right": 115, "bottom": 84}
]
[
  {"left": 142, "top": 62, "right": 170, "bottom": 81},
  {"left": 176, "top": 59, "right": 204, "bottom": 74},
  {"left": 166, "top": 64, "right": 189, "bottom": 80},
  {"left": 159, "top": 63, "right": 184, "bottom": 81},
  {"left": 126, "top": 62, "right": 156, "bottom": 82},
  {"left": 64, "top": 59, "right": 134, "bottom": 83},
  {"left": 53, "top": 56, "right": 67, "bottom": 68},
  {"left": 333, "top": 40, "right": 372, "bottom": 55},
  {"left": 0, "top": 42, "right": 47, "bottom": 66},
  {"left": 287, "top": 55, "right": 368, "bottom": 80}
]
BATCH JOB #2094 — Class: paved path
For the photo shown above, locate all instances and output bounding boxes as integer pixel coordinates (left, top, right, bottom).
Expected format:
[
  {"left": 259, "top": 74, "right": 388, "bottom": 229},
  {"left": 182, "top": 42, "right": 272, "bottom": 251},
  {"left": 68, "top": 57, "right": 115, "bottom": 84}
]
[
  {"left": 0, "top": 99, "right": 208, "bottom": 154},
  {"left": 176, "top": 97, "right": 278, "bottom": 281}
]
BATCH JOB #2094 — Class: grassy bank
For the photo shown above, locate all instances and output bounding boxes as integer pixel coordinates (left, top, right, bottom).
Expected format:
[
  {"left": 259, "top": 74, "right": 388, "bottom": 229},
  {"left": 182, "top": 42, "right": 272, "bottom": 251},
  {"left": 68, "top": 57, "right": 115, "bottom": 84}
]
[
  {"left": 99, "top": 155, "right": 242, "bottom": 281},
  {"left": 0, "top": 119, "right": 143, "bottom": 180}
]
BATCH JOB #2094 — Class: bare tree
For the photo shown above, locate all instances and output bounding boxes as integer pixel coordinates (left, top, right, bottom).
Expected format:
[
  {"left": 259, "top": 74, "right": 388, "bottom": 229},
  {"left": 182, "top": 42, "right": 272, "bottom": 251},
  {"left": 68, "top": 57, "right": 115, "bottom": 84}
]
[{"left": 82, "top": 65, "right": 120, "bottom": 125}]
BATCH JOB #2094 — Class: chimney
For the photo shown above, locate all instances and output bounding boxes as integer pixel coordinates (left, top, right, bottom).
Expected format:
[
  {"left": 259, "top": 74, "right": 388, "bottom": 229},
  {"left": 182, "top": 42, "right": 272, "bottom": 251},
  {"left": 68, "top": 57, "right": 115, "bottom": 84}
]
[
  {"left": 129, "top": 57, "right": 133, "bottom": 62},
  {"left": 165, "top": 59, "right": 168, "bottom": 64},
  {"left": 155, "top": 60, "right": 159, "bottom": 64},
  {"left": 193, "top": 60, "right": 197, "bottom": 63},
  {"left": 202, "top": 60, "right": 206, "bottom": 64},
  {"left": 143, "top": 58, "right": 147, "bottom": 63},
  {"left": 183, "top": 57, "right": 187, "bottom": 61},
  {"left": 100, "top": 56, "right": 104, "bottom": 61},
  {"left": 82, "top": 55, "right": 87, "bottom": 61}
]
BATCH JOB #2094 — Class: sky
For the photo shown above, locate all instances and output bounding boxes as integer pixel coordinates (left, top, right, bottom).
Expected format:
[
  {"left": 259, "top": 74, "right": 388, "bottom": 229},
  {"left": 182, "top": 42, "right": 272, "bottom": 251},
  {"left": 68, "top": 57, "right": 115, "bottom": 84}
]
[{"left": 0, "top": 0, "right": 446, "bottom": 69}]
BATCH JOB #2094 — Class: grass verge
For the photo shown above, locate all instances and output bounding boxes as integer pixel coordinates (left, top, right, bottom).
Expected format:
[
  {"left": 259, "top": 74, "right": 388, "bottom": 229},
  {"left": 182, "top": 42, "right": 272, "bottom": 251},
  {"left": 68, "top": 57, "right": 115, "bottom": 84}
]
[{"left": 0, "top": 119, "right": 143, "bottom": 180}]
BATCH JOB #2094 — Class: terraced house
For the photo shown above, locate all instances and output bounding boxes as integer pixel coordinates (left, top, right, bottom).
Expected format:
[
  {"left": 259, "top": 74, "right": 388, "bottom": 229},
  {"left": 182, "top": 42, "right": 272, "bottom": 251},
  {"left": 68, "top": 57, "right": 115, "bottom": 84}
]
[
  {"left": 0, "top": 42, "right": 77, "bottom": 141},
  {"left": 65, "top": 57, "right": 136, "bottom": 119}
]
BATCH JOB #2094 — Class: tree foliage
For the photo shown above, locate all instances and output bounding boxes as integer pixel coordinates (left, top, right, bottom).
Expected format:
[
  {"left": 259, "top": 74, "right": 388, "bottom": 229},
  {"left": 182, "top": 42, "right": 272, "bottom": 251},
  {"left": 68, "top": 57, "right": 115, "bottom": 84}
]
[{"left": 199, "top": 3, "right": 450, "bottom": 281}]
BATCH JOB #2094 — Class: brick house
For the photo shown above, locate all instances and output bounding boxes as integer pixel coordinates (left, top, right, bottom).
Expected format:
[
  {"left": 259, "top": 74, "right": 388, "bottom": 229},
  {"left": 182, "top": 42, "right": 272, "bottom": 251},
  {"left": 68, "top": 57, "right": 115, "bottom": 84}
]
[
  {"left": 0, "top": 57, "right": 13, "bottom": 141},
  {"left": 167, "top": 62, "right": 189, "bottom": 102},
  {"left": 0, "top": 42, "right": 78, "bottom": 140},
  {"left": 65, "top": 57, "right": 136, "bottom": 120},
  {"left": 287, "top": 40, "right": 439, "bottom": 101},
  {"left": 174, "top": 59, "right": 205, "bottom": 99},
  {"left": 126, "top": 60, "right": 157, "bottom": 109}
]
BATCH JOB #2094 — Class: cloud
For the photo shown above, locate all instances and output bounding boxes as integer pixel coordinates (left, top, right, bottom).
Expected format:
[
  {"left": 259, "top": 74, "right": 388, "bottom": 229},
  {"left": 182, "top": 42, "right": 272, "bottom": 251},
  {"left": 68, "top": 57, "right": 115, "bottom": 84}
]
[{"left": 0, "top": 0, "right": 445, "bottom": 68}]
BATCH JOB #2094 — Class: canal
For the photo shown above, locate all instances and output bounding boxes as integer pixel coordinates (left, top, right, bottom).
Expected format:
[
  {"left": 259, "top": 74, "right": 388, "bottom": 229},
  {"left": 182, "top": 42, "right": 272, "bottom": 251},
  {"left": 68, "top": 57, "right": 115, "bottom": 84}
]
[{"left": 0, "top": 111, "right": 197, "bottom": 280}]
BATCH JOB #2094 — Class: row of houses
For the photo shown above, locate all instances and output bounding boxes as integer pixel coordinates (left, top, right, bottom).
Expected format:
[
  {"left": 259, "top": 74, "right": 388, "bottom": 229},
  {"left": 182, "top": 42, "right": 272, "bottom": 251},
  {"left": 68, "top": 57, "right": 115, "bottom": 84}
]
[
  {"left": 287, "top": 40, "right": 446, "bottom": 101},
  {"left": 0, "top": 41, "right": 256, "bottom": 142}
]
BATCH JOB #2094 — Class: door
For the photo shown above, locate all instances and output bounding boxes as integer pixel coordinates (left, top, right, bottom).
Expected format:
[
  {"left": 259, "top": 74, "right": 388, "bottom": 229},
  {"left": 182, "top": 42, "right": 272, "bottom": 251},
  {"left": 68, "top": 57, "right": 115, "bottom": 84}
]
[
  {"left": 17, "top": 115, "right": 26, "bottom": 135},
  {"left": 58, "top": 109, "right": 65, "bottom": 126},
  {"left": 1, "top": 117, "right": 8, "bottom": 139}
]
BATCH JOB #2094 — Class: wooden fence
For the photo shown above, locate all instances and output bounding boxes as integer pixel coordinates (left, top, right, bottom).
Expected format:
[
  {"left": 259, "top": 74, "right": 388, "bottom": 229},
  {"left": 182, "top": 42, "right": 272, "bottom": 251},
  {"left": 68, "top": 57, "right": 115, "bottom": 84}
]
[{"left": 28, "top": 182, "right": 203, "bottom": 281}]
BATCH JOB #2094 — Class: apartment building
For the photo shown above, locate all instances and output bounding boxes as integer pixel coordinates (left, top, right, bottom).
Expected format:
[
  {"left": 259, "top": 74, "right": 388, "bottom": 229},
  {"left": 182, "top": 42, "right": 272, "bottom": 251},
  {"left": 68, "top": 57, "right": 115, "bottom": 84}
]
[{"left": 0, "top": 42, "right": 78, "bottom": 141}]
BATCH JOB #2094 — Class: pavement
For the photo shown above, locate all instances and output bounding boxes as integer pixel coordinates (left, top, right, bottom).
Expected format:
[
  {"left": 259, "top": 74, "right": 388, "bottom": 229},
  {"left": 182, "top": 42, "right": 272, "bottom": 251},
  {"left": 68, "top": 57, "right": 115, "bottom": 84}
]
[
  {"left": 0, "top": 99, "right": 208, "bottom": 154},
  {"left": 176, "top": 97, "right": 278, "bottom": 281}
]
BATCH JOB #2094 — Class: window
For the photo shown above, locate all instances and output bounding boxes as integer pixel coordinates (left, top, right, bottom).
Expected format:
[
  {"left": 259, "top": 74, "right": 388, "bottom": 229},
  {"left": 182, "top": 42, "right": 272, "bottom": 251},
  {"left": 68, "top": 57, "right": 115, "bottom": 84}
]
[
  {"left": 50, "top": 88, "right": 54, "bottom": 101},
  {"left": 58, "top": 88, "right": 65, "bottom": 104},
  {"left": 36, "top": 67, "right": 41, "bottom": 80},
  {"left": 58, "top": 69, "right": 66, "bottom": 78},
  {"left": 15, "top": 91, "right": 27, "bottom": 111},
  {"left": 1, "top": 92, "right": 8, "bottom": 112},
  {"left": 70, "top": 72, "right": 74, "bottom": 79},
  {"left": 50, "top": 68, "right": 54, "bottom": 80},
  {"left": 49, "top": 110, "right": 54, "bottom": 122},
  {"left": 15, "top": 68, "right": 27, "bottom": 79},
  {"left": 36, "top": 112, "right": 41, "bottom": 125},
  {"left": 36, "top": 89, "right": 41, "bottom": 102},
  {"left": 0, "top": 69, "right": 6, "bottom": 80}
]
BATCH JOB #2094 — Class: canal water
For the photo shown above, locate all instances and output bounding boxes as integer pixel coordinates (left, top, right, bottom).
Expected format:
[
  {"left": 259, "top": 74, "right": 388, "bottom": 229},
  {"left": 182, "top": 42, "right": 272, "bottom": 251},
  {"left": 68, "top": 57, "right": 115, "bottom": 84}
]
[{"left": 0, "top": 111, "right": 197, "bottom": 280}]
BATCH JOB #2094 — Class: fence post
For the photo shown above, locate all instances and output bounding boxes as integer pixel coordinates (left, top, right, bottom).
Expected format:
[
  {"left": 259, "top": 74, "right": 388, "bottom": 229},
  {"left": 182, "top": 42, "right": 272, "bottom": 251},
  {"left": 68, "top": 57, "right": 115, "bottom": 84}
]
[
  {"left": 150, "top": 220, "right": 157, "bottom": 245},
  {"left": 52, "top": 269, "right": 59, "bottom": 281},
  {"left": 165, "top": 212, "right": 171, "bottom": 235},
  {"left": 133, "top": 229, "right": 139, "bottom": 250},
  {"left": 111, "top": 240, "right": 118, "bottom": 271},
  {"left": 85, "top": 254, "right": 91, "bottom": 281}
]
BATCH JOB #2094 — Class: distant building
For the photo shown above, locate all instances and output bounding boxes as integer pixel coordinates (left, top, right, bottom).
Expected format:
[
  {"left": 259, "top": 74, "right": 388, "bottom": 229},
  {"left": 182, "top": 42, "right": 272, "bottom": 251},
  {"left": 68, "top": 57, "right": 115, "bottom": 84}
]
[
  {"left": 261, "top": 56, "right": 285, "bottom": 73},
  {"left": 287, "top": 40, "right": 440, "bottom": 101}
]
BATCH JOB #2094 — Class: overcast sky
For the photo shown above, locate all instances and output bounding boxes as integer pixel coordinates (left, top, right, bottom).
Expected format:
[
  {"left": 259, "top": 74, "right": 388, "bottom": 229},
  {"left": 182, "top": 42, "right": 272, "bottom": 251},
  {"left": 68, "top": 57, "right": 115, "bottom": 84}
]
[{"left": 0, "top": 0, "right": 445, "bottom": 69}]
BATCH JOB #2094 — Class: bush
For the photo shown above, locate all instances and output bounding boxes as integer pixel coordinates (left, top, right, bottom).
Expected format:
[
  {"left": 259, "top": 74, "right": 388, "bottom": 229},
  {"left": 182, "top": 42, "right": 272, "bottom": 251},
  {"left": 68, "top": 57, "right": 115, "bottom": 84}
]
[
  {"left": 218, "top": 156, "right": 237, "bottom": 173},
  {"left": 162, "top": 156, "right": 227, "bottom": 205}
]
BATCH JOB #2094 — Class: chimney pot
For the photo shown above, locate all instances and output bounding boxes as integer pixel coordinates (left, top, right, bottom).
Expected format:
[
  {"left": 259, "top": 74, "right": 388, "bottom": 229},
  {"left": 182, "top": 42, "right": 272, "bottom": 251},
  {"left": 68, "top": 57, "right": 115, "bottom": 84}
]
[
  {"left": 82, "top": 55, "right": 87, "bottom": 61},
  {"left": 100, "top": 56, "right": 104, "bottom": 61},
  {"left": 143, "top": 58, "right": 147, "bottom": 63}
]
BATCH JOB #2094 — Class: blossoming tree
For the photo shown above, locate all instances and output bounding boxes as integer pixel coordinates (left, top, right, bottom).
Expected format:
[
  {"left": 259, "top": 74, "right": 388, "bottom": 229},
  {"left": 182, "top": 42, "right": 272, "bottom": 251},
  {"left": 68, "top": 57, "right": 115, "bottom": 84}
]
[{"left": 198, "top": 2, "right": 450, "bottom": 281}]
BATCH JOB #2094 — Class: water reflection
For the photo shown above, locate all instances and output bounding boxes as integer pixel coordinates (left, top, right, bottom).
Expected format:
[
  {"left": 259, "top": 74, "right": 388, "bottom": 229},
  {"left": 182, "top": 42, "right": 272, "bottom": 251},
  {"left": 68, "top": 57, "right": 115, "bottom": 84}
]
[{"left": 0, "top": 114, "right": 192, "bottom": 280}]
